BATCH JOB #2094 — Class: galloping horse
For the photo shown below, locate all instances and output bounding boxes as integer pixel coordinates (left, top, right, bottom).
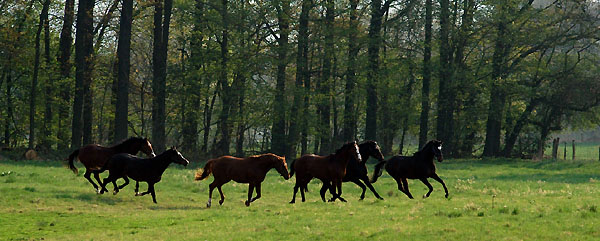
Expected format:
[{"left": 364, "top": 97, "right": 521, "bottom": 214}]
[
  {"left": 321, "top": 140, "right": 385, "bottom": 201},
  {"left": 289, "top": 141, "right": 362, "bottom": 203},
  {"left": 370, "top": 140, "right": 449, "bottom": 199},
  {"left": 67, "top": 137, "right": 156, "bottom": 193},
  {"left": 98, "top": 147, "right": 189, "bottom": 203},
  {"left": 194, "top": 153, "right": 289, "bottom": 207}
]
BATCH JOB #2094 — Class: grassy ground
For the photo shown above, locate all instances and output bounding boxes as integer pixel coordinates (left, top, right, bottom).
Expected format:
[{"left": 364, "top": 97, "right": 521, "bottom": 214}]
[
  {"left": 545, "top": 142, "right": 600, "bottom": 161},
  {"left": 1, "top": 158, "right": 599, "bottom": 240}
]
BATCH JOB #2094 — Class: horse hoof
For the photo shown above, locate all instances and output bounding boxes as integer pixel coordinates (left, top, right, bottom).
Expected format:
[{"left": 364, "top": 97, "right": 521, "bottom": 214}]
[
  {"left": 135, "top": 192, "right": 142, "bottom": 196},
  {"left": 445, "top": 194, "right": 449, "bottom": 198},
  {"left": 219, "top": 200, "right": 224, "bottom": 205},
  {"left": 340, "top": 199, "right": 347, "bottom": 203},
  {"left": 377, "top": 197, "right": 384, "bottom": 200},
  {"left": 245, "top": 201, "right": 250, "bottom": 207},
  {"left": 289, "top": 200, "right": 295, "bottom": 204},
  {"left": 96, "top": 188, "right": 101, "bottom": 194},
  {"left": 113, "top": 190, "right": 119, "bottom": 195}
]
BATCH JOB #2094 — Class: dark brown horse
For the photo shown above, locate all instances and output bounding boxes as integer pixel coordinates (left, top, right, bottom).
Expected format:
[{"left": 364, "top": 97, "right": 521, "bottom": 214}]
[
  {"left": 195, "top": 153, "right": 289, "bottom": 207},
  {"left": 98, "top": 147, "right": 189, "bottom": 203},
  {"left": 370, "top": 140, "right": 449, "bottom": 199},
  {"left": 67, "top": 137, "right": 156, "bottom": 193},
  {"left": 289, "top": 141, "right": 362, "bottom": 203},
  {"left": 322, "top": 140, "right": 385, "bottom": 201}
]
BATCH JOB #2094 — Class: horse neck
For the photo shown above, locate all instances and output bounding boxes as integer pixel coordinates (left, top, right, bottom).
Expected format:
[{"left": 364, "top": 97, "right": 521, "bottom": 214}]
[
  {"left": 254, "top": 156, "right": 277, "bottom": 173},
  {"left": 333, "top": 151, "right": 353, "bottom": 167},
  {"left": 113, "top": 140, "right": 138, "bottom": 154},
  {"left": 415, "top": 146, "right": 435, "bottom": 163},
  {"left": 149, "top": 153, "right": 173, "bottom": 174}
]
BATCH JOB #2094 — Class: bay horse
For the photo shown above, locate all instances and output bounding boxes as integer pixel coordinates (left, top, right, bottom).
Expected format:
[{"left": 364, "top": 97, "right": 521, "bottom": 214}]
[
  {"left": 370, "top": 140, "right": 449, "bottom": 199},
  {"left": 321, "top": 140, "right": 385, "bottom": 201},
  {"left": 98, "top": 147, "right": 189, "bottom": 203},
  {"left": 289, "top": 141, "right": 362, "bottom": 203},
  {"left": 67, "top": 137, "right": 156, "bottom": 193},
  {"left": 194, "top": 153, "right": 289, "bottom": 207}
]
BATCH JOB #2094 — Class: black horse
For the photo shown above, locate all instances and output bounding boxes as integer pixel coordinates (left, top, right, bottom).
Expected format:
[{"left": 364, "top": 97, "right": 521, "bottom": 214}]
[
  {"left": 99, "top": 147, "right": 189, "bottom": 203},
  {"left": 370, "top": 140, "right": 448, "bottom": 199},
  {"left": 320, "top": 141, "right": 385, "bottom": 201}
]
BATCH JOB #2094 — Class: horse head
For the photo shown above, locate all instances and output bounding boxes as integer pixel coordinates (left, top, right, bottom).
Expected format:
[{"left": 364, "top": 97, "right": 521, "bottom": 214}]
[
  {"left": 168, "top": 147, "right": 189, "bottom": 167},
  {"left": 271, "top": 154, "right": 290, "bottom": 180},
  {"left": 361, "top": 141, "right": 384, "bottom": 162},
  {"left": 141, "top": 137, "right": 156, "bottom": 157},
  {"left": 430, "top": 140, "right": 444, "bottom": 162}
]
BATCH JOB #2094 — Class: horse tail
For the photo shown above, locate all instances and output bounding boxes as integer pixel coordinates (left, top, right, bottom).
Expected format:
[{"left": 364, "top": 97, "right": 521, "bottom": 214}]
[
  {"left": 67, "top": 149, "right": 79, "bottom": 175},
  {"left": 370, "top": 160, "right": 387, "bottom": 183},
  {"left": 194, "top": 160, "right": 213, "bottom": 181},
  {"left": 289, "top": 159, "right": 296, "bottom": 177}
]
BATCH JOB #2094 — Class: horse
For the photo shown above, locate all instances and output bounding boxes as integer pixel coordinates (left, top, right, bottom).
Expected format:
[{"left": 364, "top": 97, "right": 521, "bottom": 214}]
[
  {"left": 370, "top": 140, "right": 449, "bottom": 199},
  {"left": 320, "top": 140, "right": 385, "bottom": 201},
  {"left": 194, "top": 153, "right": 289, "bottom": 207},
  {"left": 98, "top": 147, "right": 189, "bottom": 203},
  {"left": 289, "top": 141, "right": 362, "bottom": 203},
  {"left": 67, "top": 137, "right": 156, "bottom": 193}
]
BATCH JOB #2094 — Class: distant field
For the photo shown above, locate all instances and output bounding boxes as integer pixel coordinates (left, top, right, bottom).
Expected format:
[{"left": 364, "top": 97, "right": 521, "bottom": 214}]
[{"left": 1, "top": 158, "right": 599, "bottom": 240}]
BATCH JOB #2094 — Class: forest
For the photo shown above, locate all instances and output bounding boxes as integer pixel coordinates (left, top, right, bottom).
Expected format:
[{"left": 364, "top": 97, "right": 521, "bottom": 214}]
[{"left": 1, "top": 0, "right": 600, "bottom": 160}]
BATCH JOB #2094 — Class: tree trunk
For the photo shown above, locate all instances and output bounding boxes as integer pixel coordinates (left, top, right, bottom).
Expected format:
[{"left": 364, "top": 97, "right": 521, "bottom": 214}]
[
  {"left": 288, "top": 0, "right": 311, "bottom": 158},
  {"left": 343, "top": 0, "right": 358, "bottom": 143},
  {"left": 418, "top": 0, "right": 432, "bottom": 150},
  {"left": 436, "top": 0, "right": 455, "bottom": 156},
  {"left": 30, "top": 0, "right": 51, "bottom": 149},
  {"left": 234, "top": 73, "right": 246, "bottom": 157},
  {"left": 271, "top": 0, "right": 290, "bottom": 156},
  {"left": 502, "top": 100, "right": 539, "bottom": 156},
  {"left": 152, "top": 0, "right": 172, "bottom": 152},
  {"left": 72, "top": 0, "right": 94, "bottom": 148},
  {"left": 483, "top": 6, "right": 510, "bottom": 157},
  {"left": 41, "top": 0, "right": 52, "bottom": 150},
  {"left": 5, "top": 70, "right": 13, "bottom": 147},
  {"left": 57, "top": 0, "right": 74, "bottom": 150},
  {"left": 365, "top": 0, "right": 384, "bottom": 141},
  {"left": 551, "top": 138, "right": 559, "bottom": 159},
  {"left": 114, "top": 0, "right": 133, "bottom": 143},
  {"left": 318, "top": 0, "right": 334, "bottom": 155},
  {"left": 215, "top": 0, "right": 231, "bottom": 156}
]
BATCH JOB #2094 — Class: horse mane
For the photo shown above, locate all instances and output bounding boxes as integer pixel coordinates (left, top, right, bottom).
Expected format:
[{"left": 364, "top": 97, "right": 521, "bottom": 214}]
[
  {"left": 248, "top": 153, "right": 279, "bottom": 162},
  {"left": 110, "top": 137, "right": 144, "bottom": 148},
  {"left": 334, "top": 142, "right": 356, "bottom": 156},
  {"left": 413, "top": 140, "right": 439, "bottom": 157}
]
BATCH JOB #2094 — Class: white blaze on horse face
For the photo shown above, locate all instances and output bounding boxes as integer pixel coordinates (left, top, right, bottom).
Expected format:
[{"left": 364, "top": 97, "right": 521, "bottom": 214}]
[
  {"left": 355, "top": 146, "right": 362, "bottom": 162},
  {"left": 438, "top": 146, "right": 442, "bottom": 151}
]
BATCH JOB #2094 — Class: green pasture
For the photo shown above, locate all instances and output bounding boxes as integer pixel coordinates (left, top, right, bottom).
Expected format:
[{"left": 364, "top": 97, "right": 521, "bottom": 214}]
[
  {"left": 545, "top": 142, "right": 600, "bottom": 161},
  {"left": 1, "top": 158, "right": 599, "bottom": 240}
]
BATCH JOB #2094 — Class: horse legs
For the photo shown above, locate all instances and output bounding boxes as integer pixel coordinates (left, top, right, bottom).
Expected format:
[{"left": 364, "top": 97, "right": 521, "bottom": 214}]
[
  {"left": 251, "top": 183, "right": 262, "bottom": 203},
  {"left": 116, "top": 176, "right": 130, "bottom": 195},
  {"left": 147, "top": 183, "right": 157, "bottom": 204},
  {"left": 93, "top": 171, "right": 107, "bottom": 193},
  {"left": 350, "top": 179, "right": 367, "bottom": 200},
  {"left": 245, "top": 184, "right": 255, "bottom": 207},
  {"left": 419, "top": 178, "right": 434, "bottom": 198},
  {"left": 332, "top": 179, "right": 347, "bottom": 202},
  {"left": 320, "top": 182, "right": 330, "bottom": 202},
  {"left": 207, "top": 182, "right": 217, "bottom": 207},
  {"left": 290, "top": 184, "right": 300, "bottom": 204},
  {"left": 431, "top": 174, "right": 449, "bottom": 198},
  {"left": 83, "top": 169, "right": 100, "bottom": 193},
  {"left": 217, "top": 185, "right": 225, "bottom": 205},
  {"left": 401, "top": 178, "right": 414, "bottom": 199},
  {"left": 362, "top": 176, "right": 384, "bottom": 200},
  {"left": 299, "top": 182, "right": 306, "bottom": 202},
  {"left": 134, "top": 182, "right": 142, "bottom": 196}
]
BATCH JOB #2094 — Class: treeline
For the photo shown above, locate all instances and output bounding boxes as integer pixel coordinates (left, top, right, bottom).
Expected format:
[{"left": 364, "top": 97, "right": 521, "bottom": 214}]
[{"left": 1, "top": 0, "right": 600, "bottom": 160}]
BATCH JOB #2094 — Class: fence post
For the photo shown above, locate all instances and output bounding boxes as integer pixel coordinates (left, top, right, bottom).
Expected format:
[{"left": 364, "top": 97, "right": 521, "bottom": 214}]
[
  {"left": 563, "top": 142, "right": 567, "bottom": 160},
  {"left": 551, "top": 138, "right": 559, "bottom": 160},
  {"left": 572, "top": 140, "right": 575, "bottom": 160},
  {"left": 598, "top": 146, "right": 599, "bottom": 162}
]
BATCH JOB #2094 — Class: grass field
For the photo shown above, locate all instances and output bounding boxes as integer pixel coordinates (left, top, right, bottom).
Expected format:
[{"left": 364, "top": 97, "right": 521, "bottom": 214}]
[
  {"left": 1, "top": 158, "right": 599, "bottom": 240},
  {"left": 545, "top": 142, "right": 600, "bottom": 161}
]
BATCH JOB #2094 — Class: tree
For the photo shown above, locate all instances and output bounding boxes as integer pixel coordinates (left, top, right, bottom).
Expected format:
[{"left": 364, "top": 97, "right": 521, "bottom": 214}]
[
  {"left": 72, "top": 0, "right": 94, "bottom": 149},
  {"left": 29, "top": 0, "right": 51, "bottom": 149},
  {"left": 114, "top": 0, "right": 134, "bottom": 143},
  {"left": 152, "top": 0, "right": 173, "bottom": 152},
  {"left": 271, "top": 0, "right": 290, "bottom": 157}
]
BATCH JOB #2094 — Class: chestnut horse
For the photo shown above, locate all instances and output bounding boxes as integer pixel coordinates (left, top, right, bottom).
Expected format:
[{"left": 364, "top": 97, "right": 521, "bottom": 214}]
[
  {"left": 321, "top": 140, "right": 385, "bottom": 201},
  {"left": 370, "top": 140, "right": 449, "bottom": 199},
  {"left": 67, "top": 137, "right": 156, "bottom": 193},
  {"left": 99, "top": 147, "right": 189, "bottom": 203},
  {"left": 289, "top": 141, "right": 362, "bottom": 203},
  {"left": 195, "top": 153, "right": 289, "bottom": 207}
]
